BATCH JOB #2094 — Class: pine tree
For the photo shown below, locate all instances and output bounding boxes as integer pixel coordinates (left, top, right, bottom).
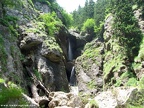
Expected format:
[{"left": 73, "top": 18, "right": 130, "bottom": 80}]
[{"left": 88, "top": 0, "right": 95, "bottom": 18}]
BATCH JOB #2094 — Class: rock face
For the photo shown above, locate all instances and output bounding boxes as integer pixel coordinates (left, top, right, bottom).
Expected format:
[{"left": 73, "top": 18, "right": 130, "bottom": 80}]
[
  {"left": 0, "top": 24, "right": 26, "bottom": 87},
  {"left": 75, "top": 8, "right": 144, "bottom": 96},
  {"left": 49, "top": 91, "right": 83, "bottom": 108},
  {"left": 1, "top": 0, "right": 144, "bottom": 107},
  {"left": 0, "top": 0, "right": 70, "bottom": 106},
  {"left": 75, "top": 39, "right": 104, "bottom": 95},
  {"left": 92, "top": 87, "right": 144, "bottom": 108}
]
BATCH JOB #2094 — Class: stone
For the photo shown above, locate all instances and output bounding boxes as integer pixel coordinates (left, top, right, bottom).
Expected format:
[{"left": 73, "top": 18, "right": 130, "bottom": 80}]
[
  {"left": 75, "top": 40, "right": 104, "bottom": 95},
  {"left": 20, "top": 33, "right": 42, "bottom": 50},
  {"left": 49, "top": 92, "right": 83, "bottom": 108},
  {"left": 94, "top": 87, "right": 144, "bottom": 108},
  {"left": 40, "top": 37, "right": 63, "bottom": 63}
]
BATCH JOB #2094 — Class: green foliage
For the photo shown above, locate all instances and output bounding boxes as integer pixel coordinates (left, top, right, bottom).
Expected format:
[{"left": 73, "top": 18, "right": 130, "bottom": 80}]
[
  {"left": 134, "top": 36, "right": 144, "bottom": 62},
  {"left": 126, "top": 78, "right": 137, "bottom": 86},
  {"left": 104, "top": 54, "right": 124, "bottom": 78},
  {"left": 72, "top": 0, "right": 96, "bottom": 30},
  {"left": 34, "top": 69, "right": 42, "bottom": 81},
  {"left": 82, "top": 18, "right": 95, "bottom": 33},
  {"left": 126, "top": 88, "right": 144, "bottom": 107},
  {"left": 112, "top": 0, "right": 143, "bottom": 60},
  {"left": 138, "top": 76, "right": 144, "bottom": 89},
  {"left": 89, "top": 99, "right": 99, "bottom": 108},
  {"left": 44, "top": 37, "right": 62, "bottom": 53},
  {"left": 0, "top": 15, "right": 19, "bottom": 37},
  {"left": 0, "top": 34, "right": 7, "bottom": 73},
  {"left": 0, "top": 78, "right": 5, "bottom": 83},
  {"left": 0, "top": 87, "right": 22, "bottom": 105},
  {"left": 1, "top": 0, "right": 23, "bottom": 9},
  {"left": 78, "top": 92, "right": 91, "bottom": 105},
  {"left": 132, "top": 5, "right": 138, "bottom": 10},
  {"left": 126, "top": 105, "right": 144, "bottom": 108},
  {"left": 87, "top": 80, "right": 96, "bottom": 89},
  {"left": 39, "top": 12, "right": 62, "bottom": 36},
  {"left": 94, "top": 0, "right": 108, "bottom": 26},
  {"left": 61, "top": 10, "right": 73, "bottom": 28}
]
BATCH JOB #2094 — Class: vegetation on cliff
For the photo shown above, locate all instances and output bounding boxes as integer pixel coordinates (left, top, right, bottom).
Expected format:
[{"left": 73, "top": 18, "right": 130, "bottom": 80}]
[{"left": 0, "top": 0, "right": 144, "bottom": 107}]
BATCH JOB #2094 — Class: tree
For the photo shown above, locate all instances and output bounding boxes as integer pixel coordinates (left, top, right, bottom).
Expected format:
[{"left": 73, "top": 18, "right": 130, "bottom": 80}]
[
  {"left": 61, "top": 10, "right": 73, "bottom": 28},
  {"left": 88, "top": 0, "right": 95, "bottom": 18},
  {"left": 94, "top": 0, "right": 107, "bottom": 26},
  {"left": 82, "top": 18, "right": 95, "bottom": 34}
]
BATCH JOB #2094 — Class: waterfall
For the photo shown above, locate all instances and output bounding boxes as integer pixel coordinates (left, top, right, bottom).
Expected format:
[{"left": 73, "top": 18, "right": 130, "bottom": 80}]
[
  {"left": 70, "top": 66, "right": 76, "bottom": 86},
  {"left": 68, "top": 40, "right": 73, "bottom": 61}
]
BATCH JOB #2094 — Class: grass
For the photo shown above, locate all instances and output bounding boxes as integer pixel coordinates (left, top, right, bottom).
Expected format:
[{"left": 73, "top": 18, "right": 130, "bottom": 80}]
[
  {"left": 34, "top": 69, "right": 42, "bottom": 81},
  {"left": 87, "top": 80, "right": 96, "bottom": 89},
  {"left": 138, "top": 76, "right": 144, "bottom": 89},
  {"left": 89, "top": 99, "right": 99, "bottom": 108},
  {"left": 0, "top": 86, "right": 22, "bottom": 105},
  {"left": 126, "top": 78, "right": 137, "bottom": 86}
]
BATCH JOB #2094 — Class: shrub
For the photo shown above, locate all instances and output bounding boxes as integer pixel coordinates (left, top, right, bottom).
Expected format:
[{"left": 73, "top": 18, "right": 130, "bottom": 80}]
[
  {"left": 39, "top": 12, "right": 62, "bottom": 36},
  {"left": 126, "top": 78, "right": 137, "bottom": 86},
  {"left": 82, "top": 18, "right": 95, "bottom": 34},
  {"left": 0, "top": 87, "right": 22, "bottom": 105}
]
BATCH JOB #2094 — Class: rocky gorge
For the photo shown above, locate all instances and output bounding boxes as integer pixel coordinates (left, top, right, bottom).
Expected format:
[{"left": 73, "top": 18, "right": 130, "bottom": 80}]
[{"left": 0, "top": 0, "right": 144, "bottom": 108}]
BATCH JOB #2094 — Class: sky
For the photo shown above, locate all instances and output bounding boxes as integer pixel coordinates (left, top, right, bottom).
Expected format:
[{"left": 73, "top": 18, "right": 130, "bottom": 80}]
[{"left": 56, "top": 0, "right": 86, "bottom": 13}]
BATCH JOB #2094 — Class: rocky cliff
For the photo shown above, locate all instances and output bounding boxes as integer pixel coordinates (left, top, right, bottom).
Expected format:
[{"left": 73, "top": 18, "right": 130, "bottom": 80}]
[{"left": 0, "top": 0, "right": 144, "bottom": 108}]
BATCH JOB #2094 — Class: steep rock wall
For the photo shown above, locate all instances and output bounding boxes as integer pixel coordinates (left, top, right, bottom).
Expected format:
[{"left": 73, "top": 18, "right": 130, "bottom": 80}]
[
  {"left": 0, "top": 0, "right": 70, "bottom": 106},
  {"left": 75, "top": 8, "right": 144, "bottom": 95}
]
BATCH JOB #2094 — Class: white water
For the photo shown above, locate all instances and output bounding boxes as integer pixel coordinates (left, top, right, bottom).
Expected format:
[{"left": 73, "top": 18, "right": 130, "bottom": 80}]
[
  {"left": 70, "top": 66, "right": 76, "bottom": 86},
  {"left": 68, "top": 40, "right": 73, "bottom": 61},
  {"left": 70, "top": 86, "right": 78, "bottom": 95}
]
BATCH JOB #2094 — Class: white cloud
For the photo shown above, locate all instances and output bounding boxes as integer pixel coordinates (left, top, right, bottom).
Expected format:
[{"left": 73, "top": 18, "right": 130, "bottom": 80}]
[{"left": 56, "top": 0, "right": 85, "bottom": 13}]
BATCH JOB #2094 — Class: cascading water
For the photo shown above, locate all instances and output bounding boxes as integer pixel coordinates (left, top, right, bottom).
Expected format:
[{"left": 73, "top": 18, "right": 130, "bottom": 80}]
[
  {"left": 70, "top": 66, "right": 76, "bottom": 86},
  {"left": 68, "top": 40, "right": 73, "bottom": 61}
]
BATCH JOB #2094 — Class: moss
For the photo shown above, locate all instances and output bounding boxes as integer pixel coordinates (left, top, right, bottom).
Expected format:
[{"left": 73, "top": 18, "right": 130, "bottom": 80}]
[
  {"left": 0, "top": 34, "right": 7, "bottom": 73},
  {"left": 34, "top": 69, "right": 42, "bottom": 81},
  {"left": 25, "top": 28, "right": 40, "bottom": 33},
  {"left": 27, "top": 0, "right": 34, "bottom": 7},
  {"left": 78, "top": 92, "right": 91, "bottom": 105},
  {"left": 138, "top": 76, "right": 144, "bottom": 89},
  {"left": 126, "top": 89, "right": 144, "bottom": 107},
  {"left": 135, "top": 36, "right": 144, "bottom": 62},
  {"left": 0, "top": 15, "right": 19, "bottom": 37},
  {"left": 89, "top": 99, "right": 99, "bottom": 108},
  {"left": 132, "top": 62, "right": 141, "bottom": 70},
  {"left": 44, "top": 37, "right": 62, "bottom": 53},
  {"left": 104, "top": 54, "right": 124, "bottom": 78},
  {"left": 126, "top": 78, "right": 137, "bottom": 86},
  {"left": 114, "top": 79, "right": 122, "bottom": 87},
  {"left": 0, "top": 86, "right": 22, "bottom": 105},
  {"left": 126, "top": 105, "right": 144, "bottom": 108},
  {"left": 87, "top": 80, "right": 96, "bottom": 89}
]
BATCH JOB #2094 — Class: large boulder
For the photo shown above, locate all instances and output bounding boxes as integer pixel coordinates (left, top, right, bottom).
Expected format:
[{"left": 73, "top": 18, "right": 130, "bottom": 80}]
[
  {"left": 75, "top": 39, "right": 104, "bottom": 95},
  {"left": 41, "top": 37, "right": 62, "bottom": 63},
  {"left": 90, "top": 87, "right": 144, "bottom": 108},
  {"left": 48, "top": 91, "right": 83, "bottom": 108},
  {"left": 19, "top": 33, "right": 42, "bottom": 50}
]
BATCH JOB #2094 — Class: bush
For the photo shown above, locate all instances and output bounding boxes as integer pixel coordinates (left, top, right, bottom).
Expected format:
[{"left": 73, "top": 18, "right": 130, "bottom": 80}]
[
  {"left": 82, "top": 18, "right": 95, "bottom": 34},
  {"left": 0, "top": 87, "right": 22, "bottom": 105},
  {"left": 61, "top": 10, "right": 73, "bottom": 28},
  {"left": 39, "top": 12, "right": 62, "bottom": 36}
]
